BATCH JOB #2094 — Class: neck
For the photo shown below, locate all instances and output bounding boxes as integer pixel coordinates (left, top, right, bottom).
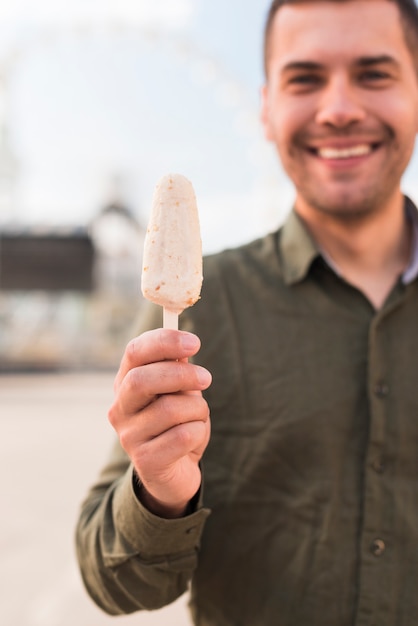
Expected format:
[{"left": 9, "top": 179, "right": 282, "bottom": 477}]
[{"left": 295, "top": 194, "right": 412, "bottom": 309}]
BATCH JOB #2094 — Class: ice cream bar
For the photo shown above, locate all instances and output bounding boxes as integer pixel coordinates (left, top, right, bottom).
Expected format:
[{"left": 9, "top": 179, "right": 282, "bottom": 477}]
[{"left": 141, "top": 173, "right": 203, "bottom": 329}]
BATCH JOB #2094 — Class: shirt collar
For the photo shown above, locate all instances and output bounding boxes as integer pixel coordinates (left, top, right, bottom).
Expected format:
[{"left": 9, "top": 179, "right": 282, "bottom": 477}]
[
  {"left": 279, "top": 209, "right": 320, "bottom": 285},
  {"left": 279, "top": 196, "right": 418, "bottom": 286},
  {"left": 401, "top": 196, "right": 418, "bottom": 284}
]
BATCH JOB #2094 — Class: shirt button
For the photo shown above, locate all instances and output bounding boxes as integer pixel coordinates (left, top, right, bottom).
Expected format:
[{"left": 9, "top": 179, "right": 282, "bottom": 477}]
[
  {"left": 372, "top": 458, "right": 385, "bottom": 474},
  {"left": 374, "top": 381, "right": 389, "bottom": 398},
  {"left": 370, "top": 539, "right": 386, "bottom": 556}
]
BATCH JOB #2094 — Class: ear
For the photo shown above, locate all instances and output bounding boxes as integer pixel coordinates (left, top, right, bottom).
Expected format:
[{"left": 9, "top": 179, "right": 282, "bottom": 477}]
[{"left": 260, "top": 84, "right": 273, "bottom": 141}]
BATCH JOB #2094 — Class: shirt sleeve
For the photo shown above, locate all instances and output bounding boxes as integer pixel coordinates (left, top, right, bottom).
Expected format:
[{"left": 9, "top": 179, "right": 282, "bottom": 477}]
[
  {"left": 75, "top": 438, "right": 211, "bottom": 615},
  {"left": 74, "top": 302, "right": 211, "bottom": 615}
]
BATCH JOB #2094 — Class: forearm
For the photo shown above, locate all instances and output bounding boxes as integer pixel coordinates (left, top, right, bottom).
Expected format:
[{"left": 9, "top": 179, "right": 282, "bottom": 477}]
[{"left": 75, "top": 441, "right": 210, "bottom": 615}]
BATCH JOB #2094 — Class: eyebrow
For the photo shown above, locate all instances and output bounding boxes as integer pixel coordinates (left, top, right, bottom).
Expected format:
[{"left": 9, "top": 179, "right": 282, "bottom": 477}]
[
  {"left": 281, "top": 55, "right": 400, "bottom": 74},
  {"left": 281, "top": 61, "right": 323, "bottom": 73},
  {"left": 356, "top": 54, "right": 400, "bottom": 68}
]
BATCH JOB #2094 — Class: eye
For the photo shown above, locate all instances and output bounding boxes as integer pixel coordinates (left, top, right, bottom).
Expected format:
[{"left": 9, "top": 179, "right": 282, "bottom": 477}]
[
  {"left": 285, "top": 73, "right": 323, "bottom": 92},
  {"left": 362, "top": 70, "right": 387, "bottom": 79},
  {"left": 289, "top": 74, "right": 321, "bottom": 85},
  {"left": 358, "top": 68, "right": 392, "bottom": 85}
]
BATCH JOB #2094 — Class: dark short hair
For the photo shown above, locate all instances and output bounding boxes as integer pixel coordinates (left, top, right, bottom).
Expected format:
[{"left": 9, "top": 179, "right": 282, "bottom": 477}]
[{"left": 263, "top": 0, "right": 418, "bottom": 76}]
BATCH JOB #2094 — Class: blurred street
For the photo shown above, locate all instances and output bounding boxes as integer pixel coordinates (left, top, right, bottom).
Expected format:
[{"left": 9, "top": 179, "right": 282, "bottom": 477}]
[{"left": 0, "top": 371, "right": 192, "bottom": 626}]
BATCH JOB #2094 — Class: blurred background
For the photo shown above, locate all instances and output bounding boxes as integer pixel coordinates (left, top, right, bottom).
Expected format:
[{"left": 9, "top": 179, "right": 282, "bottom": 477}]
[
  {"left": 0, "top": 0, "right": 290, "bottom": 372},
  {"left": 1, "top": 0, "right": 417, "bottom": 624},
  {"left": 0, "top": 0, "right": 417, "bottom": 370}
]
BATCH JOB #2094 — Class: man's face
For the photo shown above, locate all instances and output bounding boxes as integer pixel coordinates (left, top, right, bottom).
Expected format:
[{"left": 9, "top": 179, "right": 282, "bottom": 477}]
[{"left": 261, "top": 0, "right": 418, "bottom": 220}]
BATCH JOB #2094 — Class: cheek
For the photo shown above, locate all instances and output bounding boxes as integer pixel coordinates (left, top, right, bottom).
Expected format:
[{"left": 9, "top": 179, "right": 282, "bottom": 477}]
[
  {"left": 374, "top": 89, "right": 418, "bottom": 135},
  {"left": 271, "top": 107, "right": 306, "bottom": 146},
  {"left": 390, "top": 104, "right": 418, "bottom": 156},
  {"left": 282, "top": 99, "right": 316, "bottom": 143},
  {"left": 274, "top": 114, "right": 311, "bottom": 164}
]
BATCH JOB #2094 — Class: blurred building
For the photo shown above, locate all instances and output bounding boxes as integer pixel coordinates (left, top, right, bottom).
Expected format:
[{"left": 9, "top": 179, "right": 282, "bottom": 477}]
[
  {"left": 90, "top": 199, "right": 144, "bottom": 296},
  {"left": 0, "top": 198, "right": 145, "bottom": 371}
]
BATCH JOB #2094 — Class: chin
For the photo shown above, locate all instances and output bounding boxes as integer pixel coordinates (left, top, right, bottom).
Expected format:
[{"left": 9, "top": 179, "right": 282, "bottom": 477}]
[{"left": 305, "top": 190, "right": 387, "bottom": 221}]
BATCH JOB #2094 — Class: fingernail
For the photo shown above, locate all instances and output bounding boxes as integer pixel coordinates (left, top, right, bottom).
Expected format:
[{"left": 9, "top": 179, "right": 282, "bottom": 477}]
[
  {"left": 180, "top": 333, "right": 199, "bottom": 350},
  {"left": 196, "top": 366, "right": 212, "bottom": 387}
]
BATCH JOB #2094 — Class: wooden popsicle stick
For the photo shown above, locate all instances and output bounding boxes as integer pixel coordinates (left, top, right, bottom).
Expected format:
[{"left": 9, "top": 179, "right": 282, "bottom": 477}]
[{"left": 163, "top": 308, "right": 179, "bottom": 330}]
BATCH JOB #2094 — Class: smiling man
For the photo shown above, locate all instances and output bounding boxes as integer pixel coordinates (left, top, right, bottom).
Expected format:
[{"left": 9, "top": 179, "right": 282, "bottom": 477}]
[
  {"left": 76, "top": 1, "right": 418, "bottom": 625},
  {"left": 262, "top": 0, "right": 418, "bottom": 308}
]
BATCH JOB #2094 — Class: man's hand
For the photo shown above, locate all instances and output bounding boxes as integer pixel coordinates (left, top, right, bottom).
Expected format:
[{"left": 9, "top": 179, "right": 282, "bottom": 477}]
[{"left": 108, "top": 329, "right": 212, "bottom": 518}]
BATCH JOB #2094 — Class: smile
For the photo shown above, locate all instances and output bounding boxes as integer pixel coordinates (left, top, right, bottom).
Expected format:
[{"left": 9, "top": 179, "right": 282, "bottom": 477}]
[{"left": 314, "top": 144, "right": 377, "bottom": 160}]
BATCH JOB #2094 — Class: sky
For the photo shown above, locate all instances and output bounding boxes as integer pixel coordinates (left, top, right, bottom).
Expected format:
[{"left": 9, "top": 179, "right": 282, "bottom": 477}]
[{"left": 0, "top": 0, "right": 417, "bottom": 254}]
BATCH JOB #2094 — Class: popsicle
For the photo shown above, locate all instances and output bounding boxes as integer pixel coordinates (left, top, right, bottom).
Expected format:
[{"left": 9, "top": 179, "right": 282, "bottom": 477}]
[{"left": 141, "top": 173, "right": 203, "bottom": 329}]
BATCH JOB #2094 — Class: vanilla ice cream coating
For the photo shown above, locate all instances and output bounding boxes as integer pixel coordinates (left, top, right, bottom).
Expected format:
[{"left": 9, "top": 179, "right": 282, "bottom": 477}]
[{"left": 141, "top": 173, "right": 203, "bottom": 314}]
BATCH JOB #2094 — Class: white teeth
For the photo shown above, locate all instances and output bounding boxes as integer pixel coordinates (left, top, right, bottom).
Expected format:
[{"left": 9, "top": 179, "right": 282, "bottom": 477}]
[{"left": 317, "top": 144, "right": 372, "bottom": 159}]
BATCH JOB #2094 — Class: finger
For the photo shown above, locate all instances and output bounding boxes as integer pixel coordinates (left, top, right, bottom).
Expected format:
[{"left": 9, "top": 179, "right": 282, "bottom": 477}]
[
  {"left": 114, "top": 329, "right": 201, "bottom": 391},
  {"left": 110, "top": 360, "right": 212, "bottom": 418},
  {"left": 136, "top": 419, "right": 211, "bottom": 475},
  {"left": 118, "top": 393, "right": 210, "bottom": 444}
]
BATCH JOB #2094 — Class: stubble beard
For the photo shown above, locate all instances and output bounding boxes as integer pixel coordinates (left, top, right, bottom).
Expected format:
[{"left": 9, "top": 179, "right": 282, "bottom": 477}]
[
  {"left": 286, "top": 131, "right": 406, "bottom": 225},
  {"left": 296, "top": 184, "right": 385, "bottom": 224}
]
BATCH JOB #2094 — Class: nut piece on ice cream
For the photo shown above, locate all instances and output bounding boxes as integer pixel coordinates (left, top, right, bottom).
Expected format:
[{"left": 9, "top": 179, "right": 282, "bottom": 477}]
[{"left": 141, "top": 173, "right": 203, "bottom": 327}]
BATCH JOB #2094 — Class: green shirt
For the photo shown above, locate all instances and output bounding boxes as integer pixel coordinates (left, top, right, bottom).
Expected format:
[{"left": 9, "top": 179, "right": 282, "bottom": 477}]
[{"left": 76, "top": 198, "right": 418, "bottom": 625}]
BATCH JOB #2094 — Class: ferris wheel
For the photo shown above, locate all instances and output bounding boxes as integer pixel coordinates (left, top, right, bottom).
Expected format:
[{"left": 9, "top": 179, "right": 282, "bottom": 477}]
[{"left": 0, "top": 12, "right": 265, "bottom": 225}]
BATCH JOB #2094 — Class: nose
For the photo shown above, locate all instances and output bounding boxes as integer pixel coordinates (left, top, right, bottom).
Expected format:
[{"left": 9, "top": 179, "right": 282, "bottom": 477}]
[{"left": 315, "top": 75, "right": 366, "bottom": 128}]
